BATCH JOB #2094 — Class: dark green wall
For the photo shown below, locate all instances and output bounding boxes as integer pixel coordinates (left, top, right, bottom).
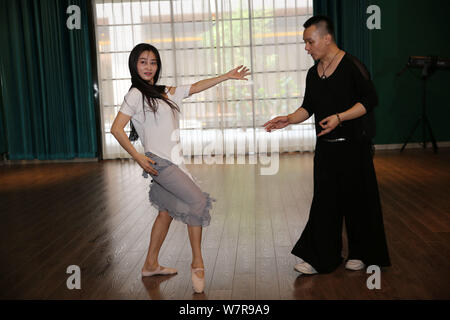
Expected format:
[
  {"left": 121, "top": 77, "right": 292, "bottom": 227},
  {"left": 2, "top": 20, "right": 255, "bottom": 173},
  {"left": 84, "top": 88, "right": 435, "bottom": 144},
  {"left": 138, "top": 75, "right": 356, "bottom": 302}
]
[{"left": 371, "top": 0, "right": 450, "bottom": 144}]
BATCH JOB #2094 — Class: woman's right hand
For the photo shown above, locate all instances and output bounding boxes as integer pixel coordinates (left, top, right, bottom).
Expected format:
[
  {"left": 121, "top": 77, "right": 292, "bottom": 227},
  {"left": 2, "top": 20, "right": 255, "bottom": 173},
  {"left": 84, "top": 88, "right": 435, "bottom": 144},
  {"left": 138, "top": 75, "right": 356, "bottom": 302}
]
[{"left": 134, "top": 153, "right": 158, "bottom": 176}]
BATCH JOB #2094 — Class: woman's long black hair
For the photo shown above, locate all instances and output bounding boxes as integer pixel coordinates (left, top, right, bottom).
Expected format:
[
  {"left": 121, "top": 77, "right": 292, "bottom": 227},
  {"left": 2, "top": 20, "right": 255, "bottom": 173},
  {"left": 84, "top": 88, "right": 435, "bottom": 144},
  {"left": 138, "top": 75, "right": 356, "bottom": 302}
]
[{"left": 126, "top": 43, "right": 180, "bottom": 141}]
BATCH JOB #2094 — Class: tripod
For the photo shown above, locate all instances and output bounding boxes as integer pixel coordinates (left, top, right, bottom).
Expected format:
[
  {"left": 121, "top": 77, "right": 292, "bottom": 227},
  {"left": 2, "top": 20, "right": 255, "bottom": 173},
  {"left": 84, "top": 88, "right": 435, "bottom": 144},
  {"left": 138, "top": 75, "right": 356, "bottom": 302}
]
[{"left": 400, "top": 63, "right": 438, "bottom": 153}]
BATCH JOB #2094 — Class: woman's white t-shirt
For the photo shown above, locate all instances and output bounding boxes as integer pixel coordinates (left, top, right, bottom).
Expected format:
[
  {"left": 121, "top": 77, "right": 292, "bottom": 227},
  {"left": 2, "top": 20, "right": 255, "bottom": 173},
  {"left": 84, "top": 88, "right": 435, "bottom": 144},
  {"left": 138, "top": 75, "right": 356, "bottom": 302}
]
[{"left": 119, "top": 84, "right": 193, "bottom": 177}]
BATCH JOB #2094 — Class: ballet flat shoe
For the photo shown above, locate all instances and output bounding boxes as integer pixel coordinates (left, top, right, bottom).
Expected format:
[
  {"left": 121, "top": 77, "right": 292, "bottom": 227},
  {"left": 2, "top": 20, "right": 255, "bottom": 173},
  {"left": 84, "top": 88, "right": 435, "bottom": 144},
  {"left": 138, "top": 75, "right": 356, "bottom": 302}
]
[{"left": 191, "top": 267, "right": 205, "bottom": 293}]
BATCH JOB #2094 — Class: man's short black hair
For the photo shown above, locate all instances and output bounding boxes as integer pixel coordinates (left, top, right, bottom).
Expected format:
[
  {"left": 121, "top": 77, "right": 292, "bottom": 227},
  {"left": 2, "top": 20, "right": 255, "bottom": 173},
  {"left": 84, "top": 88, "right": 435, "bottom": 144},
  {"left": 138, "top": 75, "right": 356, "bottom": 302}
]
[{"left": 303, "top": 15, "right": 335, "bottom": 40}]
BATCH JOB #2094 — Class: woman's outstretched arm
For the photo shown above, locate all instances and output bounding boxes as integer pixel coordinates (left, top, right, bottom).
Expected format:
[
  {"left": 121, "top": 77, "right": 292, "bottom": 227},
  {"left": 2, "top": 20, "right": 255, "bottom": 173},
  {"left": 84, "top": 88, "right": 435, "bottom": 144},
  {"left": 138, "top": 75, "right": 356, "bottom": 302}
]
[{"left": 189, "top": 65, "right": 250, "bottom": 95}]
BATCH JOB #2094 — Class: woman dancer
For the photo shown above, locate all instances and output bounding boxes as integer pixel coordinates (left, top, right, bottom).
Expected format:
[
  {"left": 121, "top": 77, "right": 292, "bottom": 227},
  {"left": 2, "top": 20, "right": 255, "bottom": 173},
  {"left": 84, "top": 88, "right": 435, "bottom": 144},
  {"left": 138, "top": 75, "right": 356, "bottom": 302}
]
[{"left": 111, "top": 43, "right": 250, "bottom": 293}]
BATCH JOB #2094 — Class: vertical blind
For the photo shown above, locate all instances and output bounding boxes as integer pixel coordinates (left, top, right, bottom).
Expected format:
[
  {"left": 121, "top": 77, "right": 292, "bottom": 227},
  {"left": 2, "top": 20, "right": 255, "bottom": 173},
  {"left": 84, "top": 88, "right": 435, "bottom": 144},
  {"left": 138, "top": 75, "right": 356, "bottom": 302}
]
[{"left": 93, "top": 0, "right": 315, "bottom": 159}]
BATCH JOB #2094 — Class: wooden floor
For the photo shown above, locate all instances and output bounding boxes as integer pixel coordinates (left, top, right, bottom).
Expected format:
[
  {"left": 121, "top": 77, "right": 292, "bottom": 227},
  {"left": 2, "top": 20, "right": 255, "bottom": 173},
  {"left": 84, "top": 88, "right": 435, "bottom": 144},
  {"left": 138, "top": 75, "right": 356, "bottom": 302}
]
[{"left": 0, "top": 148, "right": 449, "bottom": 300}]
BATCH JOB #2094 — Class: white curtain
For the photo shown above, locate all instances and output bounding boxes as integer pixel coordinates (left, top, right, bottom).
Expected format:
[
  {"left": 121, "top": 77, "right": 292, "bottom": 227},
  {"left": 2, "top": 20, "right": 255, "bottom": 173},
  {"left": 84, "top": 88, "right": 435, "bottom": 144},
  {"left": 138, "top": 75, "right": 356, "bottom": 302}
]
[{"left": 93, "top": 0, "right": 315, "bottom": 159}]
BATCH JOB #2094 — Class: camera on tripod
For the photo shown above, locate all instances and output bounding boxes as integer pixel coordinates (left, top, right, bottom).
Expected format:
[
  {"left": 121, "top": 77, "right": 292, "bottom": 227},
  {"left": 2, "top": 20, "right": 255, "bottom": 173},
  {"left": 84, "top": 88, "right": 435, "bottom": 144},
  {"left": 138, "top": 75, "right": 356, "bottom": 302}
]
[{"left": 397, "top": 56, "right": 450, "bottom": 153}]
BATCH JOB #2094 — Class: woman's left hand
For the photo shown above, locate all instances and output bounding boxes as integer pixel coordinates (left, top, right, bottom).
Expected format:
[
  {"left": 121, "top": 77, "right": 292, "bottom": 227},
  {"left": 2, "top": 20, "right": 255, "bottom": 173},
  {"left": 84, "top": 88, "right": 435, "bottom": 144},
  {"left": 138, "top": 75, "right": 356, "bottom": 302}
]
[
  {"left": 317, "top": 114, "right": 340, "bottom": 137},
  {"left": 225, "top": 65, "right": 251, "bottom": 80}
]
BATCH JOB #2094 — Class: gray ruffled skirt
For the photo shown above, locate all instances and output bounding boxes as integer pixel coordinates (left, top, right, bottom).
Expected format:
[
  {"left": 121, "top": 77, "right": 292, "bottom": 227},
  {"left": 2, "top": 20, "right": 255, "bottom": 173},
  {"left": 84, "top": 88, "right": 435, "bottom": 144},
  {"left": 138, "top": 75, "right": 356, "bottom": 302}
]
[{"left": 142, "top": 152, "right": 214, "bottom": 227}]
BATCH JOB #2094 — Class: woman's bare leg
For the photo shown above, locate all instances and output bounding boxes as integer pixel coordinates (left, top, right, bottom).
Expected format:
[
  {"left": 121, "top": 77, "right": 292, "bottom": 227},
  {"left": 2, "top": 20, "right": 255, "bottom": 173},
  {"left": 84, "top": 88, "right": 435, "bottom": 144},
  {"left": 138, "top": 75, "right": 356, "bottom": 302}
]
[
  {"left": 142, "top": 211, "right": 173, "bottom": 272},
  {"left": 188, "top": 225, "right": 204, "bottom": 278}
]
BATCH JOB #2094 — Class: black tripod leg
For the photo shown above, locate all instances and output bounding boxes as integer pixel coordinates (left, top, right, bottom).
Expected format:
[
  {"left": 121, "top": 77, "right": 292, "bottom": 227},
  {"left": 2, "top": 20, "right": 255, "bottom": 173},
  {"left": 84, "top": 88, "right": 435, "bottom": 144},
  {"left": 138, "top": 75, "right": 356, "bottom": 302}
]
[
  {"left": 422, "top": 116, "right": 427, "bottom": 148},
  {"left": 401, "top": 118, "right": 421, "bottom": 152},
  {"left": 424, "top": 116, "right": 438, "bottom": 153}
]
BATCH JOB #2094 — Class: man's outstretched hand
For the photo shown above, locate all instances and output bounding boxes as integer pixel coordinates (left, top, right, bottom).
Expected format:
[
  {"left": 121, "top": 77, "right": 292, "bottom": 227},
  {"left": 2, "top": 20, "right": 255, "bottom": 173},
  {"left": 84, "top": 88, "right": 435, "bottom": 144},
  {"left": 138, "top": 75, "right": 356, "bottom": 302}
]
[{"left": 263, "top": 116, "right": 290, "bottom": 132}]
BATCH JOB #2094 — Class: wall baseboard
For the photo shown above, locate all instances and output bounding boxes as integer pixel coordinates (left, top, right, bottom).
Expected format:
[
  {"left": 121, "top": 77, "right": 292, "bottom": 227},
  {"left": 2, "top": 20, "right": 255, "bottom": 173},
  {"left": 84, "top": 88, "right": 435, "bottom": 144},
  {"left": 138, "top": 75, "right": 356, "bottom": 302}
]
[
  {"left": 374, "top": 141, "right": 450, "bottom": 150},
  {"left": 0, "top": 158, "right": 99, "bottom": 166}
]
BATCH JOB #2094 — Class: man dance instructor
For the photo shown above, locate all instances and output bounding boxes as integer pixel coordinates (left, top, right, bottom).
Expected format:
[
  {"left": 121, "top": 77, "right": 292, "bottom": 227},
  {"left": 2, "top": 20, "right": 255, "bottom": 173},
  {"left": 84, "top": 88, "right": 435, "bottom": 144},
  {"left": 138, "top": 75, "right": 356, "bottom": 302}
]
[{"left": 263, "top": 15, "right": 390, "bottom": 275}]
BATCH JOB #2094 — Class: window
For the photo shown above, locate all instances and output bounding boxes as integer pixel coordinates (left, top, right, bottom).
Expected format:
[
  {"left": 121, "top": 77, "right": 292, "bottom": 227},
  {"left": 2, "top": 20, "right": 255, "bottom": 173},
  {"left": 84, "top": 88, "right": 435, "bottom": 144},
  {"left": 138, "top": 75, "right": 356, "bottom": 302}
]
[{"left": 93, "top": 0, "right": 315, "bottom": 159}]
